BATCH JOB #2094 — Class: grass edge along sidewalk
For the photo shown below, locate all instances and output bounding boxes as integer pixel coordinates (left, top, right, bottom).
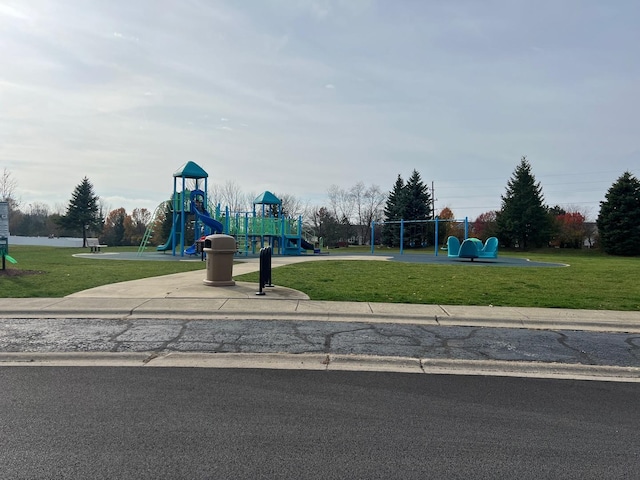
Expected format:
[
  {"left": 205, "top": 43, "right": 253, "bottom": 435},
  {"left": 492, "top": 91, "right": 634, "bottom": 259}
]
[
  {"left": 235, "top": 254, "right": 640, "bottom": 311},
  {"left": 1, "top": 245, "right": 639, "bottom": 312}
]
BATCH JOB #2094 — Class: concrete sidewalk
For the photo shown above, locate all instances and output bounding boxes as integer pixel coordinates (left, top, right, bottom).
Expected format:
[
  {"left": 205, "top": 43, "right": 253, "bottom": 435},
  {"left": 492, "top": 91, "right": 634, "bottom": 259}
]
[
  {"left": 0, "top": 255, "right": 639, "bottom": 381},
  {"left": 1, "top": 255, "right": 638, "bottom": 333}
]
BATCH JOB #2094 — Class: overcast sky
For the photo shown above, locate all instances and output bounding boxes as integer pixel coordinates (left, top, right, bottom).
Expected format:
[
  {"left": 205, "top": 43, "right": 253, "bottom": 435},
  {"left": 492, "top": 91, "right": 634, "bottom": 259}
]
[{"left": 1, "top": 0, "right": 638, "bottom": 221}]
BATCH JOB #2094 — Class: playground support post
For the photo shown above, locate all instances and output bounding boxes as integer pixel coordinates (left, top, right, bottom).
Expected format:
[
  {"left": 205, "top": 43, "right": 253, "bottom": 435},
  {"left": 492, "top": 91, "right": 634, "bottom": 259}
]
[
  {"left": 245, "top": 212, "right": 251, "bottom": 255},
  {"left": 297, "top": 215, "right": 303, "bottom": 254},
  {"left": 225, "top": 206, "right": 231, "bottom": 234},
  {"left": 371, "top": 222, "right": 375, "bottom": 254},
  {"left": 280, "top": 216, "right": 287, "bottom": 256},
  {"left": 434, "top": 217, "right": 439, "bottom": 256}
]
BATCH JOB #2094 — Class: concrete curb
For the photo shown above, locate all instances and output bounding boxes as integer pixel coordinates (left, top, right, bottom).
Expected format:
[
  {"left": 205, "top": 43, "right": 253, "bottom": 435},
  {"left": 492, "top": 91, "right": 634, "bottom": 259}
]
[
  {"left": 1, "top": 352, "right": 638, "bottom": 382},
  {"left": 0, "top": 352, "right": 150, "bottom": 366},
  {"left": 1, "top": 308, "right": 638, "bottom": 334}
]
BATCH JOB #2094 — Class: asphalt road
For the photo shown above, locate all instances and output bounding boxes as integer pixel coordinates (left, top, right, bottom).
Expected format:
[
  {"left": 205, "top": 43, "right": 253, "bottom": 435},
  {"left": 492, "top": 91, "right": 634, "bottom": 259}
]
[
  {"left": 2, "top": 317, "right": 639, "bottom": 367},
  {"left": 1, "top": 367, "right": 638, "bottom": 479}
]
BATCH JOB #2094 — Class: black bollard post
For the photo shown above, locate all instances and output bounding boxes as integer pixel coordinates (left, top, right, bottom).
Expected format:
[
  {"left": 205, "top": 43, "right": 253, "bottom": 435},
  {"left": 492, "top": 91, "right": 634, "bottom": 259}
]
[
  {"left": 257, "top": 247, "right": 266, "bottom": 295},
  {"left": 264, "top": 246, "right": 273, "bottom": 288},
  {"left": 256, "top": 246, "right": 273, "bottom": 295}
]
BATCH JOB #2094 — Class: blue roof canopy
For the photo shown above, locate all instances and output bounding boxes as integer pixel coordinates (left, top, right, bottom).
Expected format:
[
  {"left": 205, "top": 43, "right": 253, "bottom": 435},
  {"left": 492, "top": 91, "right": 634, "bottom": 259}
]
[
  {"left": 173, "top": 161, "right": 208, "bottom": 179},
  {"left": 253, "top": 191, "right": 281, "bottom": 205}
]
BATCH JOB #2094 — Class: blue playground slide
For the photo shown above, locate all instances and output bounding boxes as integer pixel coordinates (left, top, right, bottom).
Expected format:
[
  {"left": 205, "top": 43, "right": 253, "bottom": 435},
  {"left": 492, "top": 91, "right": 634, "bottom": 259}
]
[
  {"left": 184, "top": 243, "right": 199, "bottom": 255},
  {"left": 156, "top": 217, "right": 180, "bottom": 251},
  {"left": 300, "top": 238, "right": 315, "bottom": 251},
  {"left": 285, "top": 235, "right": 315, "bottom": 251},
  {"left": 194, "top": 210, "right": 224, "bottom": 234},
  {"left": 188, "top": 191, "right": 224, "bottom": 235},
  {"left": 157, "top": 211, "right": 223, "bottom": 253},
  {"left": 184, "top": 209, "right": 224, "bottom": 255}
]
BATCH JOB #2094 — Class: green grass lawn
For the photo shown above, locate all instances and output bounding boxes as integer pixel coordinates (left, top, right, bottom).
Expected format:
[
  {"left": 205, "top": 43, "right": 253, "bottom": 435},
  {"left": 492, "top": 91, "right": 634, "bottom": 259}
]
[
  {"left": 0, "top": 245, "right": 205, "bottom": 298},
  {"left": 2, "top": 245, "right": 639, "bottom": 311},
  {"left": 236, "top": 248, "right": 640, "bottom": 311}
]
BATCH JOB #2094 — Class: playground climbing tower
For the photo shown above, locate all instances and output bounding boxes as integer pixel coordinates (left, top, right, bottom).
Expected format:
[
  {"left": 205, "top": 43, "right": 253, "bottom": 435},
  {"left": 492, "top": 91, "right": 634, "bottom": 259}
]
[{"left": 172, "top": 161, "right": 209, "bottom": 257}]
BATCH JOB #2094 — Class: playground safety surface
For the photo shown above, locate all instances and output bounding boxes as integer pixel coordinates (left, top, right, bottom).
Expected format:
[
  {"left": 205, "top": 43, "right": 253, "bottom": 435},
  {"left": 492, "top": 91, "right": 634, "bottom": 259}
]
[{"left": 74, "top": 250, "right": 568, "bottom": 268}]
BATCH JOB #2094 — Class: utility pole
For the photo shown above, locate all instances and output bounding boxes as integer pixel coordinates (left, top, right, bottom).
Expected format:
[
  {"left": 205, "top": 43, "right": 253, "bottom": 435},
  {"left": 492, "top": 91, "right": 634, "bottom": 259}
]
[{"left": 431, "top": 181, "right": 437, "bottom": 219}]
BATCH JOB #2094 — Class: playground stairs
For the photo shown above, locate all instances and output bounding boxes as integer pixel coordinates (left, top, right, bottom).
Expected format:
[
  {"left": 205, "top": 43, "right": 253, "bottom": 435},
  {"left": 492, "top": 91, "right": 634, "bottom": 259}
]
[
  {"left": 137, "top": 203, "right": 165, "bottom": 256},
  {"left": 235, "top": 235, "right": 248, "bottom": 256},
  {"left": 302, "top": 227, "right": 317, "bottom": 247},
  {"left": 282, "top": 240, "right": 300, "bottom": 256}
]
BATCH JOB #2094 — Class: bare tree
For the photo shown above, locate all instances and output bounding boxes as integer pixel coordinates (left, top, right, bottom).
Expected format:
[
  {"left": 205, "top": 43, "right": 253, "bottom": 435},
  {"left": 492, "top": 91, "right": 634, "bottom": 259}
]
[
  {"left": 52, "top": 202, "right": 67, "bottom": 215},
  {"left": 27, "top": 202, "right": 50, "bottom": 217},
  {"left": 219, "top": 180, "right": 245, "bottom": 213},
  {"left": 244, "top": 191, "right": 258, "bottom": 213},
  {"left": 327, "top": 183, "right": 386, "bottom": 245},
  {"left": 328, "top": 184, "right": 355, "bottom": 223},
  {"left": 351, "top": 182, "right": 386, "bottom": 244},
  {"left": 1, "top": 167, "right": 20, "bottom": 209},
  {"left": 98, "top": 198, "right": 110, "bottom": 223},
  {"left": 207, "top": 184, "right": 222, "bottom": 209},
  {"left": 277, "top": 193, "right": 304, "bottom": 217}
]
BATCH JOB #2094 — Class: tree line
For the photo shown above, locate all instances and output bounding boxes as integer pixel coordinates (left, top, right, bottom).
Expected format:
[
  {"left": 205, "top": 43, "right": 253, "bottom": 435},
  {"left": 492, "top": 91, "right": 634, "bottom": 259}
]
[
  {"left": 470, "top": 157, "right": 640, "bottom": 256},
  {"left": 2, "top": 162, "right": 639, "bottom": 255},
  {"left": 1, "top": 174, "right": 151, "bottom": 247}
]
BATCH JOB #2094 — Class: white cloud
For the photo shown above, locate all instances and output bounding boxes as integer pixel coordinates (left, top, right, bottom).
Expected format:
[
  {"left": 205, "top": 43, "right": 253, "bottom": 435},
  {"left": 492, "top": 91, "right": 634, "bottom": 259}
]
[
  {"left": 1, "top": 0, "right": 639, "bottom": 219},
  {"left": 0, "top": 3, "right": 30, "bottom": 20}
]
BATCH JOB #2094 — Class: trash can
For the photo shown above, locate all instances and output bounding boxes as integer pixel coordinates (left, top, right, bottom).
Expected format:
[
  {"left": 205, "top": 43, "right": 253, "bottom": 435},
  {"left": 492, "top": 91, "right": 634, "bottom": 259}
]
[{"left": 203, "top": 234, "right": 236, "bottom": 286}]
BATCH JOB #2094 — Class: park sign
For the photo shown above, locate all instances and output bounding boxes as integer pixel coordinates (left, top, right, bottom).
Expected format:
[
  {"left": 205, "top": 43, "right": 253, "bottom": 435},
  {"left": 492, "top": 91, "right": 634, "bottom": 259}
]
[
  {"left": 0, "top": 202, "right": 8, "bottom": 239},
  {"left": 0, "top": 201, "right": 16, "bottom": 268}
]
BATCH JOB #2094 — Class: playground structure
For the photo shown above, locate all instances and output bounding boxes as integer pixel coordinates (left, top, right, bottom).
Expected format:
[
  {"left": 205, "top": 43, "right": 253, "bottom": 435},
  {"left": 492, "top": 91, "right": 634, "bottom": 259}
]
[
  {"left": 0, "top": 201, "right": 17, "bottom": 269},
  {"left": 447, "top": 236, "right": 499, "bottom": 261},
  {"left": 224, "top": 190, "right": 316, "bottom": 256},
  {"left": 138, "top": 162, "right": 317, "bottom": 257},
  {"left": 370, "top": 217, "right": 470, "bottom": 255}
]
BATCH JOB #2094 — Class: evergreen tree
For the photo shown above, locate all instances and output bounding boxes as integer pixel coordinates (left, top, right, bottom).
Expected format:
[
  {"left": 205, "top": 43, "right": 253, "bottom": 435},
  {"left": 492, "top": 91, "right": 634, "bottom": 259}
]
[
  {"left": 58, "top": 177, "right": 102, "bottom": 247},
  {"left": 337, "top": 214, "right": 353, "bottom": 246},
  {"left": 596, "top": 171, "right": 640, "bottom": 256},
  {"left": 496, "top": 156, "right": 550, "bottom": 249},
  {"left": 381, "top": 175, "right": 406, "bottom": 247},
  {"left": 308, "top": 206, "right": 341, "bottom": 247},
  {"left": 381, "top": 170, "right": 433, "bottom": 248},
  {"left": 403, "top": 169, "right": 432, "bottom": 247}
]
